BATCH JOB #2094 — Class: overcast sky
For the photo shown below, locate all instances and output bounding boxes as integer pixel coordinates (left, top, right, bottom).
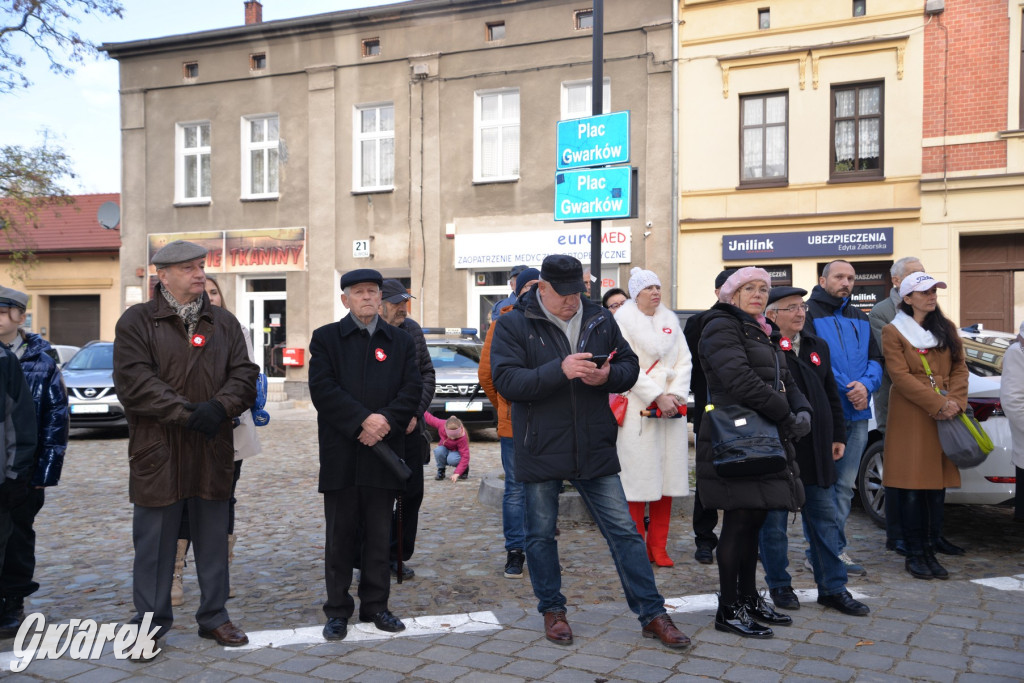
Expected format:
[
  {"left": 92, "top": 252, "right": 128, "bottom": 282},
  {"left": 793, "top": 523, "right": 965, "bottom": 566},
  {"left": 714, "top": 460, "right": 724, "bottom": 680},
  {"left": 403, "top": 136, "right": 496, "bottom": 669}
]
[{"left": 1, "top": 0, "right": 395, "bottom": 195}]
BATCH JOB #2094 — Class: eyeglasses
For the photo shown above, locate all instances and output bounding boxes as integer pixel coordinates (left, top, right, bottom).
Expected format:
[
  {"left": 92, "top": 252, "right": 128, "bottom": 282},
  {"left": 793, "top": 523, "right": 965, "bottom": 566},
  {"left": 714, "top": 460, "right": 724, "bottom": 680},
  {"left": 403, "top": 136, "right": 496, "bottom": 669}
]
[
  {"left": 771, "top": 303, "right": 809, "bottom": 314},
  {"left": 607, "top": 301, "right": 625, "bottom": 311},
  {"left": 739, "top": 283, "right": 770, "bottom": 295}
]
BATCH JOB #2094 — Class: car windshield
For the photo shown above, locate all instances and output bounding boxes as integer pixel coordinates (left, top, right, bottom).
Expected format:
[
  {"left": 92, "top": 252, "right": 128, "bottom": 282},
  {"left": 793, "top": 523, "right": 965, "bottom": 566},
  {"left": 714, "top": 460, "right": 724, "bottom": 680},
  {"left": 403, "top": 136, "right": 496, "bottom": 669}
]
[
  {"left": 65, "top": 344, "right": 114, "bottom": 371},
  {"left": 961, "top": 335, "right": 1009, "bottom": 377},
  {"left": 428, "top": 343, "right": 481, "bottom": 368}
]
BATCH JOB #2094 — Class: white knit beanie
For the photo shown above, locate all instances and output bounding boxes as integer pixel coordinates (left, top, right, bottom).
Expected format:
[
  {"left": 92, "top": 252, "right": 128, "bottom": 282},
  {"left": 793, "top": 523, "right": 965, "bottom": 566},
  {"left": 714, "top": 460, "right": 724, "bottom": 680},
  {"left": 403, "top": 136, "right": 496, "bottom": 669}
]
[{"left": 628, "top": 267, "right": 661, "bottom": 300}]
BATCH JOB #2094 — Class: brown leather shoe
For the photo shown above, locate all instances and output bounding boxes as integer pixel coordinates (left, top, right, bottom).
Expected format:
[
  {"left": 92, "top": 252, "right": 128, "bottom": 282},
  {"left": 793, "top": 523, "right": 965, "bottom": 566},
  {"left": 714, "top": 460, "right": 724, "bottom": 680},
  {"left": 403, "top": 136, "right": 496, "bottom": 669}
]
[
  {"left": 198, "top": 620, "right": 249, "bottom": 647},
  {"left": 543, "top": 610, "right": 573, "bottom": 645},
  {"left": 642, "top": 614, "right": 691, "bottom": 649}
]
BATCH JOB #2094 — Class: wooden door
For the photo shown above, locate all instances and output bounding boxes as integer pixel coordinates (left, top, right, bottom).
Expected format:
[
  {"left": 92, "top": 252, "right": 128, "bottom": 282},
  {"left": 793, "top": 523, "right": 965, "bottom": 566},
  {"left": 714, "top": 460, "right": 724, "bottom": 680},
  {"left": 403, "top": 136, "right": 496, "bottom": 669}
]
[{"left": 960, "top": 271, "right": 1011, "bottom": 331}]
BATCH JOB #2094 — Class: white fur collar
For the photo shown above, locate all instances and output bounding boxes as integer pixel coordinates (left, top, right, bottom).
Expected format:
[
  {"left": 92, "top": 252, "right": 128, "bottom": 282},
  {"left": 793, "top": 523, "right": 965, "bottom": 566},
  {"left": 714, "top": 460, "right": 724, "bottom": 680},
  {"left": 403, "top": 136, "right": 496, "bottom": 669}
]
[
  {"left": 892, "top": 310, "right": 938, "bottom": 349},
  {"left": 614, "top": 300, "right": 680, "bottom": 359}
]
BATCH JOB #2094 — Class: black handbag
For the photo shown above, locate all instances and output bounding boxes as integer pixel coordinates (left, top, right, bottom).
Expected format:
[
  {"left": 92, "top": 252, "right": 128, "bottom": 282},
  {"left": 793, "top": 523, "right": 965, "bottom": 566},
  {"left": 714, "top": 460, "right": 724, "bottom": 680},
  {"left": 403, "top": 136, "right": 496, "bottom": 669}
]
[{"left": 706, "top": 347, "right": 788, "bottom": 478}]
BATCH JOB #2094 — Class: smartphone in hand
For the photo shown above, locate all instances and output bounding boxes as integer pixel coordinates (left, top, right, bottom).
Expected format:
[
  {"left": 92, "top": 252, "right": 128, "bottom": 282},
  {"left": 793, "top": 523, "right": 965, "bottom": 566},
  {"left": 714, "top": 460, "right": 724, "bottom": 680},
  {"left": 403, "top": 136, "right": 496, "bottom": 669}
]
[{"left": 590, "top": 354, "right": 610, "bottom": 368}]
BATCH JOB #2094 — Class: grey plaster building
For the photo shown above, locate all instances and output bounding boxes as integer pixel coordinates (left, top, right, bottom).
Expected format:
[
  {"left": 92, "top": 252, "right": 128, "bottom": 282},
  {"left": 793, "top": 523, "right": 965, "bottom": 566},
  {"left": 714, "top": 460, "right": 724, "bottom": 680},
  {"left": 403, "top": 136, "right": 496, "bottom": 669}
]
[{"left": 103, "top": 0, "right": 675, "bottom": 398}]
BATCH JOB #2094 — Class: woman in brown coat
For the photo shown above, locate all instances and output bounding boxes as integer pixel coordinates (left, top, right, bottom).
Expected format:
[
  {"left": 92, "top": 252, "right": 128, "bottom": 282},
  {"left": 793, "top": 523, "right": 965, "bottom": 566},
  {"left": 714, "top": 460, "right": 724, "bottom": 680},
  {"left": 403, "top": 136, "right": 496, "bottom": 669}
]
[{"left": 881, "top": 272, "right": 967, "bottom": 581}]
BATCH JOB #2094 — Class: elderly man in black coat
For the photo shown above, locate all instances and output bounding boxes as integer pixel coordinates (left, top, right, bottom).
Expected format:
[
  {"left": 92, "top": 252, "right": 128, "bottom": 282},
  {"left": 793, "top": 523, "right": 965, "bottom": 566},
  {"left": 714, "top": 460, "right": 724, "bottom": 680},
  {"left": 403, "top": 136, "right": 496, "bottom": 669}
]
[
  {"left": 758, "top": 286, "right": 870, "bottom": 617},
  {"left": 308, "top": 269, "right": 422, "bottom": 641},
  {"left": 490, "top": 254, "right": 691, "bottom": 650}
]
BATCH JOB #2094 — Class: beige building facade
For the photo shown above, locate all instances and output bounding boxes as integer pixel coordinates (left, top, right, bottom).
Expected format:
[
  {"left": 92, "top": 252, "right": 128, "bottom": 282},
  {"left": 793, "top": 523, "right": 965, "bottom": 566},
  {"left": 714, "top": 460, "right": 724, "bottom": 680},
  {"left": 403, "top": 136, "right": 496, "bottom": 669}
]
[
  {"left": 677, "top": 0, "right": 925, "bottom": 311},
  {"left": 104, "top": 0, "right": 675, "bottom": 398}
]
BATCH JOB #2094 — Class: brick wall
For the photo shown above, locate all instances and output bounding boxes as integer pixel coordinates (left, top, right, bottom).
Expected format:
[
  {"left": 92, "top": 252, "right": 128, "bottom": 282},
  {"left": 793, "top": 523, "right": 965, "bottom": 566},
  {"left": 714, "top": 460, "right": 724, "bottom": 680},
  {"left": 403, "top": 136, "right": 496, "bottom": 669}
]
[{"left": 922, "top": 0, "right": 1008, "bottom": 173}]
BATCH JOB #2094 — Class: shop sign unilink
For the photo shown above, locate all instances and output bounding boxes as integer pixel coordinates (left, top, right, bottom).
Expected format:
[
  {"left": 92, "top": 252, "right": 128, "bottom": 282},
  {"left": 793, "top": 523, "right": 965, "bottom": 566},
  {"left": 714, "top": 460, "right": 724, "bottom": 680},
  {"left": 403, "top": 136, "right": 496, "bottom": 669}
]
[{"left": 722, "top": 227, "right": 893, "bottom": 261}]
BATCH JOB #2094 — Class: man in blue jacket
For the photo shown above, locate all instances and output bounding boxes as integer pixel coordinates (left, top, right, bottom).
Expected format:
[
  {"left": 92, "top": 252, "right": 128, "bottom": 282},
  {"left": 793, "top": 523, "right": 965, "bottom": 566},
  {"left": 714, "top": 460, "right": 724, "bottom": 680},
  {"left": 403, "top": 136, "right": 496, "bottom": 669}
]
[
  {"left": 490, "top": 254, "right": 690, "bottom": 650},
  {"left": 805, "top": 260, "right": 883, "bottom": 577},
  {"left": 0, "top": 286, "right": 69, "bottom": 638}
]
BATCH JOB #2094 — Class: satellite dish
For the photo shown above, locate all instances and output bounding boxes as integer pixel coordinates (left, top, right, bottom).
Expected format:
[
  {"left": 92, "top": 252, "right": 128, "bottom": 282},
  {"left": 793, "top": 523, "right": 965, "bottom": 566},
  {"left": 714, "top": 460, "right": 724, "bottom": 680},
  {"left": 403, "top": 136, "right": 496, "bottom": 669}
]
[{"left": 97, "top": 201, "right": 121, "bottom": 230}]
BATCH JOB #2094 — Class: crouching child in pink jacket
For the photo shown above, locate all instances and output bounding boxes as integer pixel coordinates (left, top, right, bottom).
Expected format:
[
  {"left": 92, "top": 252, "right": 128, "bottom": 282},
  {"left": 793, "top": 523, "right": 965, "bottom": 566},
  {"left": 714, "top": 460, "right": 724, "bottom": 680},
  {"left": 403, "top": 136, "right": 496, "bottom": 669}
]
[{"left": 424, "top": 412, "right": 471, "bottom": 482}]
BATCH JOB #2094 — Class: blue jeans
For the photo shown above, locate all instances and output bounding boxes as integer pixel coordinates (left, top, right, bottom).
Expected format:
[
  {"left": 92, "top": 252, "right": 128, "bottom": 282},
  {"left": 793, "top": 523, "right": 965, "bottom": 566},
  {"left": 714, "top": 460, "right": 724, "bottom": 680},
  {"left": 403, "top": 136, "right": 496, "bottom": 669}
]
[
  {"left": 434, "top": 445, "right": 460, "bottom": 468},
  {"left": 523, "top": 475, "right": 666, "bottom": 626},
  {"left": 834, "top": 419, "right": 868, "bottom": 554},
  {"left": 500, "top": 437, "right": 525, "bottom": 551},
  {"left": 762, "top": 485, "right": 848, "bottom": 596}
]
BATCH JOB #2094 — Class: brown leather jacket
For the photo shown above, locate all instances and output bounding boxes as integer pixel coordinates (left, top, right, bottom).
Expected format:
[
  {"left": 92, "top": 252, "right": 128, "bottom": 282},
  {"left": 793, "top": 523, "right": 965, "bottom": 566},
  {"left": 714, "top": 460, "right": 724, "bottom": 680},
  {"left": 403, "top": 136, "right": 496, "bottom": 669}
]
[
  {"left": 113, "top": 287, "right": 258, "bottom": 506},
  {"left": 478, "top": 305, "right": 513, "bottom": 438}
]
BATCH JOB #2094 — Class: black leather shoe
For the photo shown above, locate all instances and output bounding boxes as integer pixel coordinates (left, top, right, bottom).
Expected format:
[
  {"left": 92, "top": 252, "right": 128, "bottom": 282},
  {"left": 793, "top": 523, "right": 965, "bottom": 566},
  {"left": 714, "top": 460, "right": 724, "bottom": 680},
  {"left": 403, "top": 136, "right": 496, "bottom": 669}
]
[
  {"left": 0, "top": 612, "right": 21, "bottom": 639},
  {"left": 817, "top": 590, "right": 870, "bottom": 616},
  {"left": 322, "top": 617, "right": 348, "bottom": 641},
  {"left": 768, "top": 585, "right": 800, "bottom": 610},
  {"left": 694, "top": 546, "right": 715, "bottom": 565},
  {"left": 905, "top": 555, "right": 933, "bottom": 580},
  {"left": 934, "top": 537, "right": 965, "bottom": 556},
  {"left": 390, "top": 561, "right": 415, "bottom": 581},
  {"left": 714, "top": 600, "right": 773, "bottom": 639},
  {"left": 885, "top": 539, "right": 908, "bottom": 556},
  {"left": 360, "top": 609, "right": 405, "bottom": 632},
  {"left": 743, "top": 593, "right": 792, "bottom": 625},
  {"left": 923, "top": 551, "right": 949, "bottom": 579}
]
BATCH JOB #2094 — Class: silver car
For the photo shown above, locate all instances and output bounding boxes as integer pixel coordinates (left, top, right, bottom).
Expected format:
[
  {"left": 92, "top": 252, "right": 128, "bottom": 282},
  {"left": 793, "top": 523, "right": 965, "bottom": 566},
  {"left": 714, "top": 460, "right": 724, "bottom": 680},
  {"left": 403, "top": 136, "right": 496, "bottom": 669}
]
[
  {"left": 857, "top": 328, "right": 1016, "bottom": 526},
  {"left": 62, "top": 341, "right": 127, "bottom": 428}
]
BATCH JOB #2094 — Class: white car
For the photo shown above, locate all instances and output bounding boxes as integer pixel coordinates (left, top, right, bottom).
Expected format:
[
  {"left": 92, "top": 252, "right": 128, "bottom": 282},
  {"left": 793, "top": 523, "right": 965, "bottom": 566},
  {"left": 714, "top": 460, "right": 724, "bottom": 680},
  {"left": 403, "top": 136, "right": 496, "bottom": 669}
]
[
  {"left": 856, "top": 328, "right": 1016, "bottom": 527},
  {"left": 50, "top": 344, "right": 81, "bottom": 368}
]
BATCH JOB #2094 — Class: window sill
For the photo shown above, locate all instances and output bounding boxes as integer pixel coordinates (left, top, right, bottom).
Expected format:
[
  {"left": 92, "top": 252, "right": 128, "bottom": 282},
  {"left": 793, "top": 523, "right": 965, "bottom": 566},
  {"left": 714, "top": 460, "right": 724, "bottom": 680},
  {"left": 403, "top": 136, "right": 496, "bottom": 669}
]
[
  {"left": 826, "top": 174, "right": 885, "bottom": 184},
  {"left": 351, "top": 187, "right": 395, "bottom": 196},
  {"left": 241, "top": 195, "right": 280, "bottom": 202},
  {"left": 736, "top": 180, "right": 789, "bottom": 190},
  {"left": 472, "top": 177, "right": 519, "bottom": 185},
  {"left": 174, "top": 199, "right": 211, "bottom": 207}
]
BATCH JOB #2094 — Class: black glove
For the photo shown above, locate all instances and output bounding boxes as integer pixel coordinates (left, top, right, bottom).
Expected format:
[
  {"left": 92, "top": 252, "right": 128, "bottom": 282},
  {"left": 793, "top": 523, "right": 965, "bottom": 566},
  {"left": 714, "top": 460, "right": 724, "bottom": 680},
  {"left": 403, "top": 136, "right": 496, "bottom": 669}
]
[
  {"left": 783, "top": 410, "right": 812, "bottom": 440},
  {"left": 0, "top": 477, "right": 30, "bottom": 511},
  {"left": 185, "top": 400, "right": 228, "bottom": 440}
]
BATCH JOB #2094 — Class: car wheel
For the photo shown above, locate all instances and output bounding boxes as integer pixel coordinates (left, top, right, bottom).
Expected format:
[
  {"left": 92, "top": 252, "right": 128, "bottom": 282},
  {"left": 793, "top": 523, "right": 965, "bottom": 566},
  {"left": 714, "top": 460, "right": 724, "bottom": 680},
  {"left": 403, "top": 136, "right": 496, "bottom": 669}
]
[{"left": 857, "top": 439, "right": 886, "bottom": 529}]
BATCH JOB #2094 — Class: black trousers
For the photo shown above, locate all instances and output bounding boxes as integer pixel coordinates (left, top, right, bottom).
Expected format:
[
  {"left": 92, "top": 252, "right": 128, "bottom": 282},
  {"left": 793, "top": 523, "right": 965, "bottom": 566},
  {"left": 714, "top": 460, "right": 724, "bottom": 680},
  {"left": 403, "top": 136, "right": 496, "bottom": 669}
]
[
  {"left": 692, "top": 484, "right": 719, "bottom": 549},
  {"left": 323, "top": 486, "right": 395, "bottom": 620},
  {"left": 895, "top": 488, "right": 944, "bottom": 555},
  {"left": 0, "top": 488, "right": 45, "bottom": 599},
  {"left": 1016, "top": 467, "right": 1024, "bottom": 521},
  {"left": 132, "top": 498, "right": 231, "bottom": 638},
  {"left": 390, "top": 432, "right": 426, "bottom": 562}
]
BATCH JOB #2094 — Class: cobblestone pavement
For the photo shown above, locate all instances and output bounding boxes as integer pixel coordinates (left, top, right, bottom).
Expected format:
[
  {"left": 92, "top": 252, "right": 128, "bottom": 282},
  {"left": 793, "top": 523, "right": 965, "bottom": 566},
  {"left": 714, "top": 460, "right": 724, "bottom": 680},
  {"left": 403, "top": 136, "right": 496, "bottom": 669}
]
[{"left": 2, "top": 408, "right": 1023, "bottom": 681}]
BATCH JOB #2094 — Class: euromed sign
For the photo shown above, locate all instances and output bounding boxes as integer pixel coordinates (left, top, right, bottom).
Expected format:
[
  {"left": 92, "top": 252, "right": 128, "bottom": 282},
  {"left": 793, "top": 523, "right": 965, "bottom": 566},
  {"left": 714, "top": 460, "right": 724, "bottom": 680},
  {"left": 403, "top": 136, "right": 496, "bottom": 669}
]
[
  {"left": 453, "top": 226, "right": 631, "bottom": 268},
  {"left": 722, "top": 228, "right": 893, "bottom": 261}
]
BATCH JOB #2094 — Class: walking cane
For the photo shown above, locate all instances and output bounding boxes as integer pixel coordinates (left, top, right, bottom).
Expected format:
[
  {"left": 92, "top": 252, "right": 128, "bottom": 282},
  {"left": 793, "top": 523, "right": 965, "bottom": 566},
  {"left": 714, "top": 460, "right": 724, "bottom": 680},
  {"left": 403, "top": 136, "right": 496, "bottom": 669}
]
[{"left": 395, "top": 494, "right": 404, "bottom": 584}]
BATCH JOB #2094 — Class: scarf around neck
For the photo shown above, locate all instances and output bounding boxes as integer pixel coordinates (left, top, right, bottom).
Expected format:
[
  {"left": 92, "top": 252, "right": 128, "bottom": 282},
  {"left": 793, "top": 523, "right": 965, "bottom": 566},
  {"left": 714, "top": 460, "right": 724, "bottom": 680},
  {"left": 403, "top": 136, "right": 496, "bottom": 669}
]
[
  {"left": 160, "top": 286, "right": 203, "bottom": 337},
  {"left": 891, "top": 310, "right": 938, "bottom": 350}
]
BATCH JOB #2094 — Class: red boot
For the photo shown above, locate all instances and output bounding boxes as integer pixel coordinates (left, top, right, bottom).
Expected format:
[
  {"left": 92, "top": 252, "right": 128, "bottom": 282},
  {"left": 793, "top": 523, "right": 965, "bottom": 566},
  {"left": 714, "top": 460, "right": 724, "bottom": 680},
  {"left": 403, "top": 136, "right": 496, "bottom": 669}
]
[
  {"left": 646, "top": 496, "right": 675, "bottom": 567},
  {"left": 628, "top": 501, "right": 647, "bottom": 544}
]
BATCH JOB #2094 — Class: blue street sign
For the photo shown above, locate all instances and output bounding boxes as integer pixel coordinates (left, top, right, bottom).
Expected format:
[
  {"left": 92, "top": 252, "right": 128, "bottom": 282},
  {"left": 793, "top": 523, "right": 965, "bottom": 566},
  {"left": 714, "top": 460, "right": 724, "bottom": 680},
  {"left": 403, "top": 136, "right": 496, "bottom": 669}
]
[
  {"left": 556, "top": 111, "right": 630, "bottom": 171},
  {"left": 554, "top": 167, "right": 633, "bottom": 221}
]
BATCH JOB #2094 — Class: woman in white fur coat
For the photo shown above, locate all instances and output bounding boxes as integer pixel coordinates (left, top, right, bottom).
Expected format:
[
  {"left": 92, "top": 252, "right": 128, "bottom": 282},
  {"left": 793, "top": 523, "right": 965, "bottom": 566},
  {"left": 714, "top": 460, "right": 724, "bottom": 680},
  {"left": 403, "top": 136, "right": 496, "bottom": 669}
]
[
  {"left": 613, "top": 267, "right": 692, "bottom": 567},
  {"left": 999, "top": 321, "right": 1024, "bottom": 521}
]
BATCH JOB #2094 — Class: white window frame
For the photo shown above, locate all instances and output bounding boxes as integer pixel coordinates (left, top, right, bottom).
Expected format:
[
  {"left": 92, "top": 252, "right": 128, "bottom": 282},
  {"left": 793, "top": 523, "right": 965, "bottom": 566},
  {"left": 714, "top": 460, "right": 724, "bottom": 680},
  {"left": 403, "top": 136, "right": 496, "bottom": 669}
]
[
  {"left": 241, "top": 114, "right": 280, "bottom": 200},
  {"left": 473, "top": 88, "right": 520, "bottom": 183},
  {"left": 175, "top": 121, "right": 211, "bottom": 204},
  {"left": 352, "top": 103, "right": 395, "bottom": 192},
  {"left": 561, "top": 78, "right": 611, "bottom": 119}
]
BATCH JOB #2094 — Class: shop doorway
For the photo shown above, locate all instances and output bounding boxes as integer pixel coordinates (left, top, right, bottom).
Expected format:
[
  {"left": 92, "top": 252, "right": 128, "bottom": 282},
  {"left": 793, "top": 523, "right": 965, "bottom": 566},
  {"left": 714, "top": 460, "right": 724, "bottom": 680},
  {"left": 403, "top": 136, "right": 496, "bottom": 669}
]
[{"left": 240, "top": 278, "right": 287, "bottom": 379}]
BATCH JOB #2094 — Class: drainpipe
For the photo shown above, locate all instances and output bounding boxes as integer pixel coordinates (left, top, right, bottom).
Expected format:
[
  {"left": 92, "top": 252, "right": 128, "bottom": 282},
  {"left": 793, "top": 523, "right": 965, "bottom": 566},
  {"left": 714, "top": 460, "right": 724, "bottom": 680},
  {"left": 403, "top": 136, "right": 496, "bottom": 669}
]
[{"left": 670, "top": 0, "right": 680, "bottom": 308}]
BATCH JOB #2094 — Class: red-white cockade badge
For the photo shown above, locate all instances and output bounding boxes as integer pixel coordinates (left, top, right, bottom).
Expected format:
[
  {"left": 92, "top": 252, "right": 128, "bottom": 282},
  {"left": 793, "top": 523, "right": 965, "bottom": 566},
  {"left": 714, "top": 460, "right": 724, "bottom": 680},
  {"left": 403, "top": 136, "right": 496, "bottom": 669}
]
[
  {"left": 191, "top": 334, "right": 206, "bottom": 347},
  {"left": 375, "top": 348, "right": 387, "bottom": 362},
  {"left": 662, "top": 327, "right": 672, "bottom": 334},
  {"left": 779, "top": 337, "right": 792, "bottom": 351},
  {"left": 917, "top": 348, "right": 929, "bottom": 355},
  {"left": 810, "top": 352, "right": 821, "bottom": 366}
]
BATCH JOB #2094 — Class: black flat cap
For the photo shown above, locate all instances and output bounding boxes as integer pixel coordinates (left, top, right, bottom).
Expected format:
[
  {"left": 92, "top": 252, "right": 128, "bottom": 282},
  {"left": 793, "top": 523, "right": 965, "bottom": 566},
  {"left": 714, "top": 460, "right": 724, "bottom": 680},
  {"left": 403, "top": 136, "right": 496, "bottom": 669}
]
[
  {"left": 340, "top": 268, "right": 383, "bottom": 290},
  {"left": 381, "top": 279, "right": 414, "bottom": 303},
  {"left": 0, "top": 286, "right": 28, "bottom": 309},
  {"left": 540, "top": 254, "right": 586, "bottom": 296},
  {"left": 767, "top": 286, "right": 808, "bottom": 306},
  {"left": 151, "top": 240, "right": 208, "bottom": 267},
  {"left": 715, "top": 268, "right": 738, "bottom": 290}
]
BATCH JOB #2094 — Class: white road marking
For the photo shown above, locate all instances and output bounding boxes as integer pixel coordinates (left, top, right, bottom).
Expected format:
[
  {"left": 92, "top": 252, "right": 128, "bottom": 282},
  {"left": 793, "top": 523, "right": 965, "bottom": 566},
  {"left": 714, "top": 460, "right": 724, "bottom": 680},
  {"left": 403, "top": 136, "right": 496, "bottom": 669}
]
[
  {"left": 971, "top": 574, "right": 1024, "bottom": 592},
  {"left": 664, "top": 587, "right": 870, "bottom": 613}
]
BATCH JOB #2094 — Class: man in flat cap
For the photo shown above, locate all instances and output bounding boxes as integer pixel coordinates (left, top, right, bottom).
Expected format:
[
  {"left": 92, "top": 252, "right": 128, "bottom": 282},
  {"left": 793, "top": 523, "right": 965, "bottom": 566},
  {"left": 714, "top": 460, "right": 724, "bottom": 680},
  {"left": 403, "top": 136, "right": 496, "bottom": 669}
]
[
  {"left": 376, "top": 279, "right": 434, "bottom": 581},
  {"left": 489, "top": 254, "right": 691, "bottom": 649},
  {"left": 113, "top": 239, "right": 257, "bottom": 656},
  {"left": 308, "top": 269, "right": 422, "bottom": 641},
  {"left": 0, "top": 286, "right": 68, "bottom": 638}
]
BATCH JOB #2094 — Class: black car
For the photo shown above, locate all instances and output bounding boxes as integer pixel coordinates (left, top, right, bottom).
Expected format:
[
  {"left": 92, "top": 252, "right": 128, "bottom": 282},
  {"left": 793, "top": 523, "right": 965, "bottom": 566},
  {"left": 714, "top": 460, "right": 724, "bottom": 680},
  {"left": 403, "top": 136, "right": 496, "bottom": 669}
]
[{"left": 424, "top": 328, "right": 497, "bottom": 426}]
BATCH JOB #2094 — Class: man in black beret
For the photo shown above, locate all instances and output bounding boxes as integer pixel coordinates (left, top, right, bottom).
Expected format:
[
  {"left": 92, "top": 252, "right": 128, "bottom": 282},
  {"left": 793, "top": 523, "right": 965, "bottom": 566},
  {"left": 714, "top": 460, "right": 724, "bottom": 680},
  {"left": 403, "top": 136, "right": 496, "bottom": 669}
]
[
  {"left": 682, "top": 267, "right": 736, "bottom": 564},
  {"left": 308, "top": 269, "right": 422, "bottom": 640},
  {"left": 759, "top": 286, "right": 869, "bottom": 617},
  {"left": 113, "top": 239, "right": 258, "bottom": 656}
]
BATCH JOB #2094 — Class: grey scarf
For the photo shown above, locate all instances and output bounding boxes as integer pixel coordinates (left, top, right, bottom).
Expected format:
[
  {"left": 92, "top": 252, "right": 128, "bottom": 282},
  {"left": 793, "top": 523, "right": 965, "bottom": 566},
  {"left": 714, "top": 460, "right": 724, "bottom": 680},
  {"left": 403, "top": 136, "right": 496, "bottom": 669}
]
[{"left": 160, "top": 286, "right": 203, "bottom": 337}]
